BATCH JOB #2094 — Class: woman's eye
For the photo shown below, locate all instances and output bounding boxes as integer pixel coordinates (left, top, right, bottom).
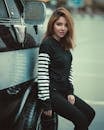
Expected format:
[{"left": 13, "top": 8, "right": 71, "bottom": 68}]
[
  {"left": 56, "top": 23, "right": 62, "bottom": 26},
  {"left": 65, "top": 24, "right": 68, "bottom": 27},
  {"left": 56, "top": 23, "right": 67, "bottom": 27}
]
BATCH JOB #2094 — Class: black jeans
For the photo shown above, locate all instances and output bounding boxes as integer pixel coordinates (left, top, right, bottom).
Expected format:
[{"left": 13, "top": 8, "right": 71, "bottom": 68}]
[{"left": 50, "top": 91, "right": 95, "bottom": 130}]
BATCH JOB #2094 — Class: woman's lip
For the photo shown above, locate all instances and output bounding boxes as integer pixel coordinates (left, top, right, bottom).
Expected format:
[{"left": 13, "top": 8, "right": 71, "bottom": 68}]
[
  {"left": 59, "top": 32, "right": 65, "bottom": 35},
  {"left": 60, "top": 31, "right": 65, "bottom": 33}
]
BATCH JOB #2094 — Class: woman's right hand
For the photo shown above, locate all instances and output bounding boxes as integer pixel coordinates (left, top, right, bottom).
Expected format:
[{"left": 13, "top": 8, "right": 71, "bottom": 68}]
[
  {"left": 67, "top": 94, "right": 75, "bottom": 105},
  {"left": 43, "top": 110, "right": 52, "bottom": 116}
]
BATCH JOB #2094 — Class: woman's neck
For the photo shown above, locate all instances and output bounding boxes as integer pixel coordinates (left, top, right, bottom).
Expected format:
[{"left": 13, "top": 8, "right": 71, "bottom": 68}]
[{"left": 52, "top": 35, "right": 60, "bottom": 42}]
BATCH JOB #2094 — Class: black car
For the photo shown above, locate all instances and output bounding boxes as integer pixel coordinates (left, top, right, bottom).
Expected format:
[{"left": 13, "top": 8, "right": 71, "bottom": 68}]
[{"left": 0, "top": 0, "right": 58, "bottom": 130}]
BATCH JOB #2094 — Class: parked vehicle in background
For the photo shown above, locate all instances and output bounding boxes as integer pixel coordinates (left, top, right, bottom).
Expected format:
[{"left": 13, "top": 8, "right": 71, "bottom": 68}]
[
  {"left": 0, "top": 0, "right": 58, "bottom": 130},
  {"left": 93, "top": 0, "right": 104, "bottom": 12},
  {"left": 84, "top": 0, "right": 104, "bottom": 15}
]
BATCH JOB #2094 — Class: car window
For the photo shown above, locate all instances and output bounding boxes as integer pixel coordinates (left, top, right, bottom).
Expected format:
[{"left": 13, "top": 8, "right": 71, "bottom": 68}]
[
  {"left": 0, "top": 0, "right": 8, "bottom": 18},
  {"left": 0, "top": 0, "right": 21, "bottom": 19},
  {"left": 6, "top": 0, "right": 20, "bottom": 19}
]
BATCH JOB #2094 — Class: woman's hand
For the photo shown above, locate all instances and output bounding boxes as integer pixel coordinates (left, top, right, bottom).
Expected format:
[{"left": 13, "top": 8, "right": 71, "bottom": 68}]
[
  {"left": 43, "top": 110, "right": 52, "bottom": 116},
  {"left": 67, "top": 94, "right": 75, "bottom": 105}
]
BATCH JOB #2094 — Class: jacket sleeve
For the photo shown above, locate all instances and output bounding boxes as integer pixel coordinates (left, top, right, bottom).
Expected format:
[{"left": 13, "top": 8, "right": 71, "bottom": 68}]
[
  {"left": 37, "top": 41, "right": 52, "bottom": 110},
  {"left": 67, "top": 63, "right": 74, "bottom": 95}
]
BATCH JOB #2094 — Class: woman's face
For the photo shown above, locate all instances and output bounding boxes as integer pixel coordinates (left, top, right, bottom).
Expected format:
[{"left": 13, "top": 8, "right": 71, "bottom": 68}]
[{"left": 53, "top": 16, "right": 68, "bottom": 41}]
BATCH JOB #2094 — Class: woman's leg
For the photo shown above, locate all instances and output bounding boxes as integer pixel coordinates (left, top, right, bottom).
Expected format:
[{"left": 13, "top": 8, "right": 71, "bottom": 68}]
[
  {"left": 51, "top": 91, "right": 95, "bottom": 130},
  {"left": 74, "top": 95, "right": 95, "bottom": 126}
]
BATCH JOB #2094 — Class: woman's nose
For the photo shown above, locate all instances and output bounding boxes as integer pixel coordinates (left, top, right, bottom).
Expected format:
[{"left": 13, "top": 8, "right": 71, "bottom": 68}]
[{"left": 61, "top": 25, "right": 65, "bottom": 30}]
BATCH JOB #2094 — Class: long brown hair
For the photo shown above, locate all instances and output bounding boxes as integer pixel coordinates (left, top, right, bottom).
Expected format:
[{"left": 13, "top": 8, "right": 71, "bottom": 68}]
[{"left": 43, "top": 7, "right": 76, "bottom": 50}]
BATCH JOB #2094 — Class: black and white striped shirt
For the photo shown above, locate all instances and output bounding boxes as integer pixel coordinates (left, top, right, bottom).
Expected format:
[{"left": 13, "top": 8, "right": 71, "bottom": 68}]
[{"left": 37, "top": 37, "right": 74, "bottom": 109}]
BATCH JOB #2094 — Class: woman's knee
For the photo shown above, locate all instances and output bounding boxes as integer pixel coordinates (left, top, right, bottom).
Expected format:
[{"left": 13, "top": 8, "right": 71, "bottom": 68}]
[
  {"left": 73, "top": 114, "right": 88, "bottom": 129},
  {"left": 80, "top": 116, "right": 88, "bottom": 127},
  {"left": 88, "top": 107, "right": 96, "bottom": 124}
]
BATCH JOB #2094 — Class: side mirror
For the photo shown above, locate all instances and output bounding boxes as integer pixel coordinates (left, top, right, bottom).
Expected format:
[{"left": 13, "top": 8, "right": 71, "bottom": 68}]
[{"left": 24, "top": 1, "right": 46, "bottom": 25}]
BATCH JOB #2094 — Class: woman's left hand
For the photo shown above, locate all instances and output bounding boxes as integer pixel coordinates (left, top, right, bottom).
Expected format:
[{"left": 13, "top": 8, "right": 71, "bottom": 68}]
[
  {"left": 67, "top": 94, "right": 75, "bottom": 105},
  {"left": 43, "top": 110, "right": 52, "bottom": 117}
]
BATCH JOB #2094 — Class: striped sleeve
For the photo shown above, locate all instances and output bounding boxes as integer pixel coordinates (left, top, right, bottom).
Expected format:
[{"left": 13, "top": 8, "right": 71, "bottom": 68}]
[
  {"left": 68, "top": 66, "right": 73, "bottom": 84},
  {"left": 38, "top": 52, "right": 50, "bottom": 101},
  {"left": 68, "top": 65, "right": 74, "bottom": 94}
]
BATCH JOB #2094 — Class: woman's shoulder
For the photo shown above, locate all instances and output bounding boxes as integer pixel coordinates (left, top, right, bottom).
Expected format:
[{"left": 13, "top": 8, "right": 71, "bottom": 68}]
[
  {"left": 41, "top": 37, "right": 53, "bottom": 46},
  {"left": 39, "top": 37, "right": 54, "bottom": 54}
]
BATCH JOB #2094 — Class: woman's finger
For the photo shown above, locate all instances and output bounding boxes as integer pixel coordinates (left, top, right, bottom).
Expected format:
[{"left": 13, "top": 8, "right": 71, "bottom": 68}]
[{"left": 43, "top": 110, "right": 52, "bottom": 116}]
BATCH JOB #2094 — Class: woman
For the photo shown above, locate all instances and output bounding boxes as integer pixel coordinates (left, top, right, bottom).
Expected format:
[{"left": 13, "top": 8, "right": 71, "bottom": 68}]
[{"left": 37, "top": 7, "right": 95, "bottom": 130}]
